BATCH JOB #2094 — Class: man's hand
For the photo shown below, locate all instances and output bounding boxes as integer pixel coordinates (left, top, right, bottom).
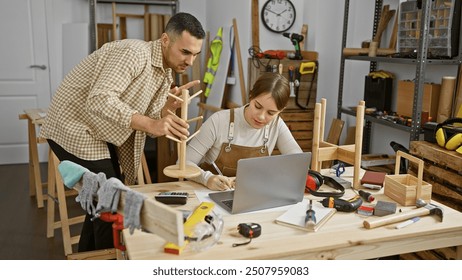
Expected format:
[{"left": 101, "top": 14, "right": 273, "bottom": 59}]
[
  {"left": 207, "top": 175, "right": 235, "bottom": 191},
  {"left": 162, "top": 80, "right": 201, "bottom": 115},
  {"left": 151, "top": 114, "right": 189, "bottom": 140},
  {"left": 130, "top": 113, "right": 189, "bottom": 140}
]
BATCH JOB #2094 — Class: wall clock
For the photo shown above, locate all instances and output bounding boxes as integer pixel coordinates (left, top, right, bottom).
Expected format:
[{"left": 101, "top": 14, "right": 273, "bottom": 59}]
[{"left": 261, "top": 0, "right": 296, "bottom": 33}]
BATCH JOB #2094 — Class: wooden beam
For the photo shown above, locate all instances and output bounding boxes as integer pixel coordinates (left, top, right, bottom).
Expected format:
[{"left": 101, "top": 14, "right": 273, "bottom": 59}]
[
  {"left": 300, "top": 24, "right": 308, "bottom": 51},
  {"left": 112, "top": 2, "right": 117, "bottom": 40},
  {"left": 251, "top": 0, "right": 260, "bottom": 49},
  {"left": 232, "top": 18, "right": 247, "bottom": 105}
]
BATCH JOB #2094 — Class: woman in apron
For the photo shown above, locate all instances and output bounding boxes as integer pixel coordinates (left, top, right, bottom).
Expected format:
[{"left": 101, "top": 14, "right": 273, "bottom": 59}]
[{"left": 186, "top": 72, "right": 303, "bottom": 190}]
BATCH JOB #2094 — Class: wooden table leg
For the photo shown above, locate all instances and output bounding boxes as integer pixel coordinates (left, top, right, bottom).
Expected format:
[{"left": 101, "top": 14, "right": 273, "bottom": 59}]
[
  {"left": 28, "top": 118, "right": 44, "bottom": 208},
  {"left": 456, "top": 245, "right": 462, "bottom": 260}
]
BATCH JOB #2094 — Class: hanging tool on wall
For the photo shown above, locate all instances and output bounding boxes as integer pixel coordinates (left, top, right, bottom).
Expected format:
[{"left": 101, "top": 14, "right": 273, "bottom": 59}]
[
  {"left": 291, "top": 61, "right": 318, "bottom": 110},
  {"left": 288, "top": 65, "right": 296, "bottom": 97},
  {"left": 283, "top": 32, "right": 304, "bottom": 60}
]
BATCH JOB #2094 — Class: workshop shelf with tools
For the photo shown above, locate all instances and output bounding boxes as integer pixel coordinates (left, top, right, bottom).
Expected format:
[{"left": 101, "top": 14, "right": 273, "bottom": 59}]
[
  {"left": 248, "top": 55, "right": 318, "bottom": 153},
  {"left": 337, "top": 0, "right": 462, "bottom": 153}
]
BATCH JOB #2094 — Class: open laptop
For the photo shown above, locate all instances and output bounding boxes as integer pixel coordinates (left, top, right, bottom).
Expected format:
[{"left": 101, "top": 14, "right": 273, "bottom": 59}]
[{"left": 208, "top": 152, "right": 311, "bottom": 214}]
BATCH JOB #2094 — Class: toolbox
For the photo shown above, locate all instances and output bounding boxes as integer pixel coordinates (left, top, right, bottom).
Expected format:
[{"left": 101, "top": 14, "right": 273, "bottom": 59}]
[
  {"left": 363, "top": 76, "right": 393, "bottom": 112},
  {"left": 384, "top": 151, "right": 432, "bottom": 206}
]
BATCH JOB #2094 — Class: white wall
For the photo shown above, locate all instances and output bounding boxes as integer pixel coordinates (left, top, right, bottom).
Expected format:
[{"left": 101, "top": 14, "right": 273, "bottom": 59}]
[{"left": 42, "top": 0, "right": 448, "bottom": 156}]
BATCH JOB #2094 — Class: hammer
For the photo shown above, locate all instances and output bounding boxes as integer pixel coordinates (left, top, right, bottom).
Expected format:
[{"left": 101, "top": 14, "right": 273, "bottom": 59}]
[{"left": 363, "top": 199, "right": 444, "bottom": 229}]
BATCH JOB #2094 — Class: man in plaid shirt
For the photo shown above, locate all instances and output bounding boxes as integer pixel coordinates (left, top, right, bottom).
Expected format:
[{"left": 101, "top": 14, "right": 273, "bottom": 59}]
[{"left": 41, "top": 12, "right": 205, "bottom": 252}]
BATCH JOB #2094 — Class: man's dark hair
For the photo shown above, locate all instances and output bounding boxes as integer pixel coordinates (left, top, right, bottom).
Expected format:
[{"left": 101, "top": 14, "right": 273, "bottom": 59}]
[{"left": 165, "top": 12, "right": 205, "bottom": 39}]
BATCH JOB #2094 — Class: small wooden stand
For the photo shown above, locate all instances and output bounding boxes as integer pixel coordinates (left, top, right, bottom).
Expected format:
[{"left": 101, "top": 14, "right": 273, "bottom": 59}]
[{"left": 163, "top": 89, "right": 203, "bottom": 179}]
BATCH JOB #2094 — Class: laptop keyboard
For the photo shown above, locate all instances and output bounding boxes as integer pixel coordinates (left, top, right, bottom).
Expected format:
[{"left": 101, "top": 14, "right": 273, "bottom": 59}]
[{"left": 221, "top": 199, "right": 233, "bottom": 209}]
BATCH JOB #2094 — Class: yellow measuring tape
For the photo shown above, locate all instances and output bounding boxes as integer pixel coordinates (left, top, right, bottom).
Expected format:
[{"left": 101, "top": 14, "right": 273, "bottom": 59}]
[{"left": 164, "top": 202, "right": 215, "bottom": 255}]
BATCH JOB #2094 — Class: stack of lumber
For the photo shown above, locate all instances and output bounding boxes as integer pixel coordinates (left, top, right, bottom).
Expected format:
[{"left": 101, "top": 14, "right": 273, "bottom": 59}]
[{"left": 400, "top": 140, "right": 461, "bottom": 260}]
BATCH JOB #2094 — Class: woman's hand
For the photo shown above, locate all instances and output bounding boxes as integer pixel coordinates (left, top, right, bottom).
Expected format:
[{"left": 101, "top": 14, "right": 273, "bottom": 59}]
[{"left": 207, "top": 175, "right": 235, "bottom": 191}]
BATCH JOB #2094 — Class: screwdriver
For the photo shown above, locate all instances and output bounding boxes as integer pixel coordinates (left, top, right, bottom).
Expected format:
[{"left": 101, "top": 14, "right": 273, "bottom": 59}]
[{"left": 305, "top": 200, "right": 316, "bottom": 227}]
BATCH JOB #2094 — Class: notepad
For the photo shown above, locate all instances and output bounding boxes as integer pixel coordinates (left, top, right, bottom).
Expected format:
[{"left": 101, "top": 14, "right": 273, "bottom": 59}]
[{"left": 275, "top": 199, "right": 336, "bottom": 232}]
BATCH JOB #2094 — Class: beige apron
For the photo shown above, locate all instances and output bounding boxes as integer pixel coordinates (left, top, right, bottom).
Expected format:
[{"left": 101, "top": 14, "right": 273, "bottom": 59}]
[{"left": 200, "top": 108, "right": 269, "bottom": 177}]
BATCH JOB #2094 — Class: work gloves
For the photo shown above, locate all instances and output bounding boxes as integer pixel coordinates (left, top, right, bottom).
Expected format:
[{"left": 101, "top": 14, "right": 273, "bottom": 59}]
[
  {"left": 76, "top": 172, "right": 106, "bottom": 215},
  {"left": 96, "top": 177, "right": 131, "bottom": 214},
  {"left": 206, "top": 175, "right": 236, "bottom": 191},
  {"left": 124, "top": 190, "right": 147, "bottom": 234}
]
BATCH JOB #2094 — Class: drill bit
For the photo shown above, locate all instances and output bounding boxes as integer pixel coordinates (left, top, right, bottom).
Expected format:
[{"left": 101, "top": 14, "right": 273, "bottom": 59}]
[{"left": 305, "top": 200, "right": 316, "bottom": 227}]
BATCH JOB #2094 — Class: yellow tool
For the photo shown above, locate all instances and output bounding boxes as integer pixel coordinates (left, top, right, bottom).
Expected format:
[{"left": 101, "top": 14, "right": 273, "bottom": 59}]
[
  {"left": 164, "top": 202, "right": 215, "bottom": 254},
  {"left": 299, "top": 61, "right": 316, "bottom": 74}
]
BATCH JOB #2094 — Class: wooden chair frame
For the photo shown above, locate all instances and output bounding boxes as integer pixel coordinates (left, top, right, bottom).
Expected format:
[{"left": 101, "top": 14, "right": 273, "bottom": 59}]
[{"left": 311, "top": 98, "right": 365, "bottom": 189}]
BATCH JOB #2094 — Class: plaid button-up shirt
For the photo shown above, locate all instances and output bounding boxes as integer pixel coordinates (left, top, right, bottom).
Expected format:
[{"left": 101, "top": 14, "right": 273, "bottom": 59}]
[{"left": 41, "top": 39, "right": 173, "bottom": 184}]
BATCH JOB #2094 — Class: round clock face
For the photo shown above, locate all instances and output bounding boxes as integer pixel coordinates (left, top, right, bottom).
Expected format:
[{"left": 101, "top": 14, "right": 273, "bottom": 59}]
[{"left": 261, "top": 0, "right": 296, "bottom": 33}]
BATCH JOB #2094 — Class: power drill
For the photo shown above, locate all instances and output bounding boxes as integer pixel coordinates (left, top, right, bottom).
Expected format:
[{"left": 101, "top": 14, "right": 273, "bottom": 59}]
[
  {"left": 320, "top": 196, "right": 363, "bottom": 212},
  {"left": 283, "top": 32, "right": 304, "bottom": 60}
]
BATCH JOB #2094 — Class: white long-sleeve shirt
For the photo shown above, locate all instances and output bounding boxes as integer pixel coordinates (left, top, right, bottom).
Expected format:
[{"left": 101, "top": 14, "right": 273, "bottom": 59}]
[{"left": 186, "top": 105, "right": 303, "bottom": 186}]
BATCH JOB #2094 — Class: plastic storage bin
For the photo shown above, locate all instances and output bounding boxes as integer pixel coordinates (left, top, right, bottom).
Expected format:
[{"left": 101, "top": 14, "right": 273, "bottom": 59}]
[{"left": 398, "top": 0, "right": 461, "bottom": 58}]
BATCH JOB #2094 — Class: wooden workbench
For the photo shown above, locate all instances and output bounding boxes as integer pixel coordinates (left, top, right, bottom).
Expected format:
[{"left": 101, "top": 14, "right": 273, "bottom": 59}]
[{"left": 121, "top": 168, "right": 462, "bottom": 260}]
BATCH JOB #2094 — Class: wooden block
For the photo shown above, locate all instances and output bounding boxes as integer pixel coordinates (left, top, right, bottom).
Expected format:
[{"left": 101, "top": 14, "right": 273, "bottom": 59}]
[{"left": 397, "top": 81, "right": 441, "bottom": 120}]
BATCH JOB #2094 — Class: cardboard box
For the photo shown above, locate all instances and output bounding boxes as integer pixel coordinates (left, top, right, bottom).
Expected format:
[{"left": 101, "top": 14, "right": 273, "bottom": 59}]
[{"left": 396, "top": 81, "right": 441, "bottom": 120}]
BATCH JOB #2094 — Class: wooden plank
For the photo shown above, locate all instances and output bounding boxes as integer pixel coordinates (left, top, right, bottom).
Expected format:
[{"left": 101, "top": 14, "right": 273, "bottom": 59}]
[
  {"left": 410, "top": 141, "right": 462, "bottom": 173},
  {"left": 119, "top": 16, "right": 127, "bottom": 39},
  {"left": 150, "top": 14, "right": 160, "bottom": 40},
  {"left": 409, "top": 169, "right": 462, "bottom": 211},
  {"left": 115, "top": 13, "right": 144, "bottom": 19},
  {"left": 251, "top": 0, "right": 259, "bottom": 49},
  {"left": 325, "top": 118, "right": 344, "bottom": 145},
  {"left": 410, "top": 160, "right": 462, "bottom": 189},
  {"left": 144, "top": 5, "right": 150, "bottom": 41},
  {"left": 388, "top": 6, "right": 399, "bottom": 50},
  {"left": 280, "top": 111, "right": 313, "bottom": 121},
  {"left": 97, "top": 23, "right": 113, "bottom": 49},
  {"left": 233, "top": 18, "right": 246, "bottom": 105},
  {"left": 322, "top": 118, "right": 345, "bottom": 168},
  {"left": 290, "top": 131, "right": 313, "bottom": 140},
  {"left": 285, "top": 122, "right": 312, "bottom": 131},
  {"left": 300, "top": 24, "right": 308, "bottom": 51},
  {"left": 112, "top": 2, "right": 117, "bottom": 41}
]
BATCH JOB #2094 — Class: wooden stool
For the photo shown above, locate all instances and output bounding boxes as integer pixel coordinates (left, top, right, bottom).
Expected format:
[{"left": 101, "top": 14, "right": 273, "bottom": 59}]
[
  {"left": 46, "top": 150, "right": 85, "bottom": 256},
  {"left": 137, "top": 153, "right": 152, "bottom": 185},
  {"left": 311, "top": 98, "right": 365, "bottom": 189},
  {"left": 18, "top": 108, "right": 48, "bottom": 208}
]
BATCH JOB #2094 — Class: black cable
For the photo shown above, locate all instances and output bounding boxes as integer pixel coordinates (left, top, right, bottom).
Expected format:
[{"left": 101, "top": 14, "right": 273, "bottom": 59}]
[{"left": 232, "top": 237, "right": 252, "bottom": 247}]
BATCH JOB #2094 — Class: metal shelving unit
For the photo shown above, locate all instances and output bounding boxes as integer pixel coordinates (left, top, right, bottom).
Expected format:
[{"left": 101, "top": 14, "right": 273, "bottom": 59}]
[
  {"left": 88, "top": 0, "right": 178, "bottom": 53},
  {"left": 337, "top": 0, "right": 462, "bottom": 152}
]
